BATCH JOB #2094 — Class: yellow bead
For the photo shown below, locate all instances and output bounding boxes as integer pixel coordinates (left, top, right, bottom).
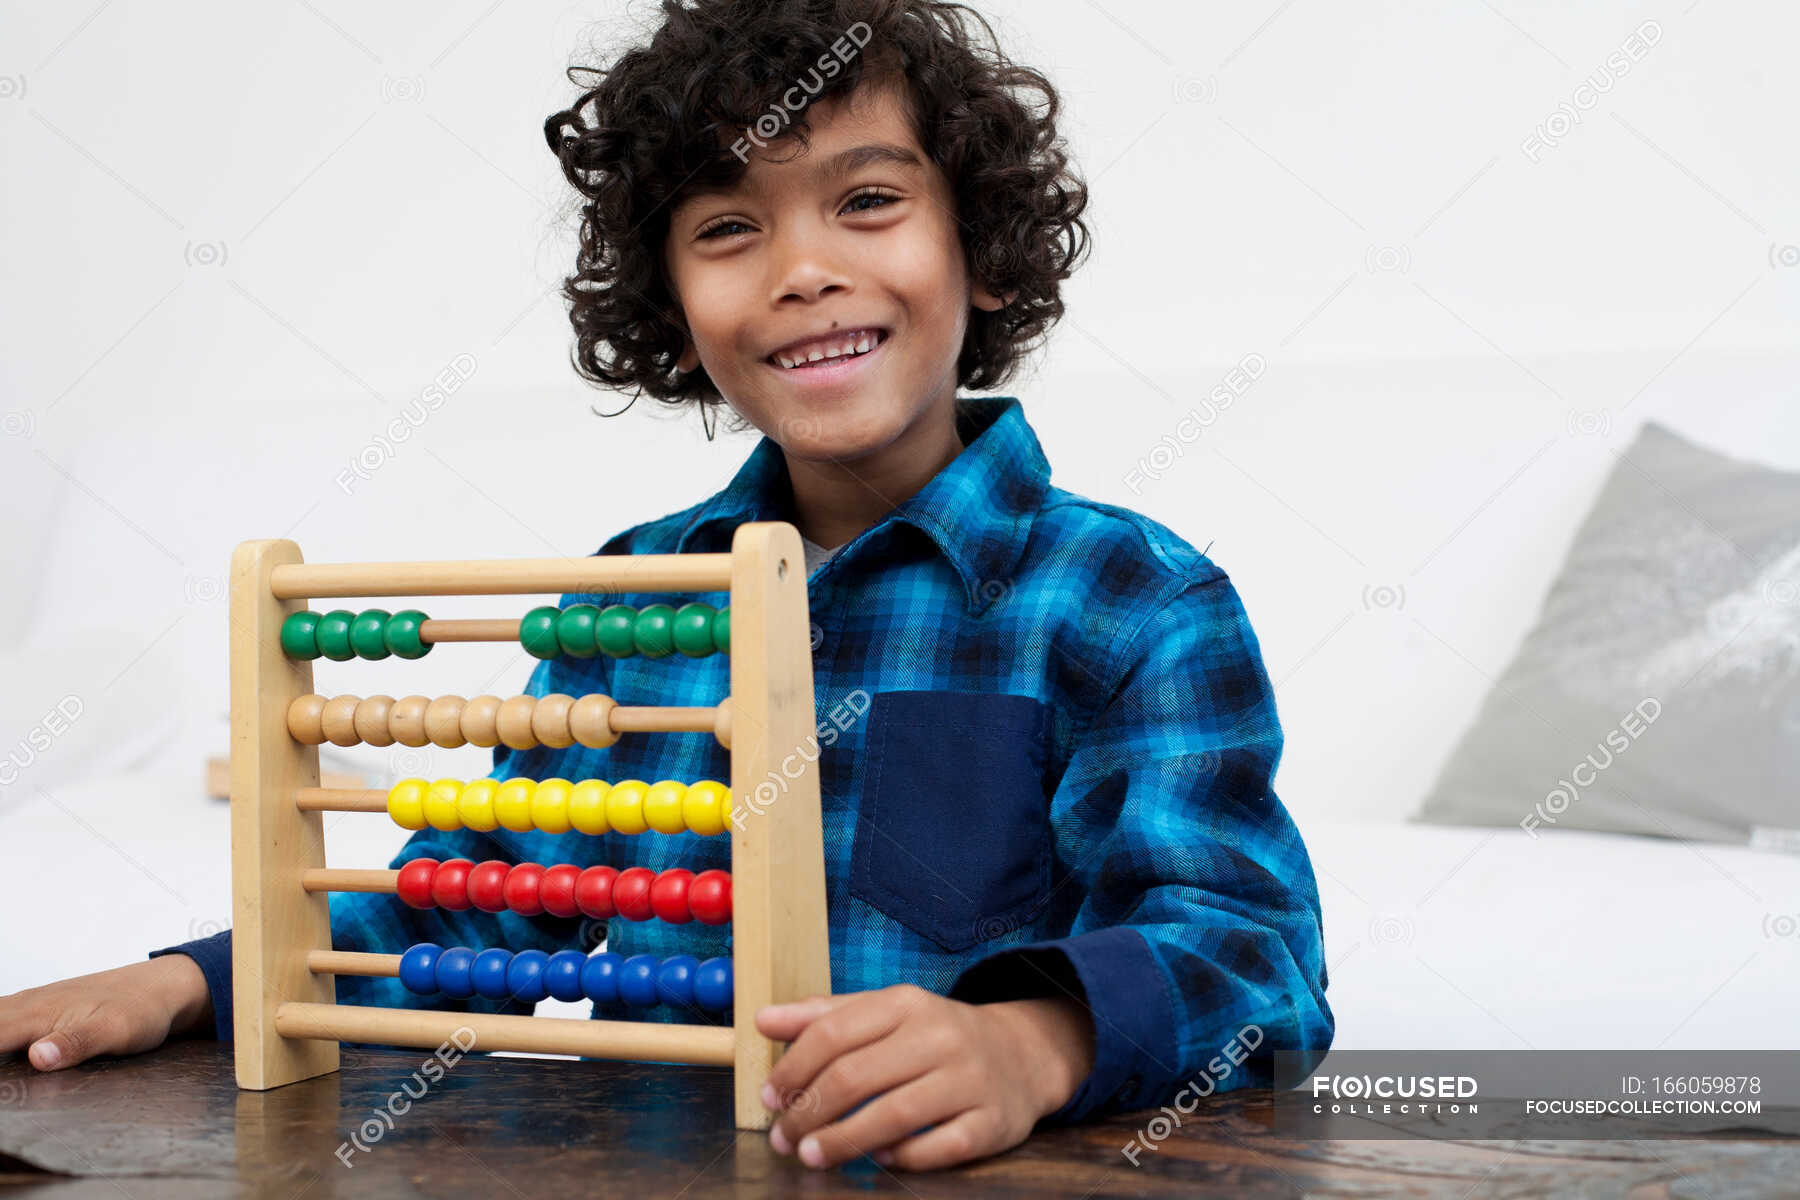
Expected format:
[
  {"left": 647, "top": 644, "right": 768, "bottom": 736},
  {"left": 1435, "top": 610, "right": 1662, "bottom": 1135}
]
[
  {"left": 387, "top": 778, "right": 428, "bottom": 830},
  {"left": 605, "top": 779, "right": 650, "bottom": 835},
  {"left": 683, "top": 779, "right": 729, "bottom": 836},
  {"left": 459, "top": 778, "right": 499, "bottom": 832},
  {"left": 568, "top": 779, "right": 611, "bottom": 836},
  {"left": 424, "top": 779, "right": 464, "bottom": 831},
  {"left": 532, "top": 777, "right": 574, "bottom": 834},
  {"left": 643, "top": 780, "right": 688, "bottom": 835},
  {"left": 494, "top": 778, "right": 537, "bottom": 833}
]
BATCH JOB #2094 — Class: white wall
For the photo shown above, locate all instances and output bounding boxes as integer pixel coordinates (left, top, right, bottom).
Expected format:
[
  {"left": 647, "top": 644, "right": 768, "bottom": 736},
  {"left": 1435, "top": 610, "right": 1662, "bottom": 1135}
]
[{"left": 2, "top": 0, "right": 1796, "bottom": 854}]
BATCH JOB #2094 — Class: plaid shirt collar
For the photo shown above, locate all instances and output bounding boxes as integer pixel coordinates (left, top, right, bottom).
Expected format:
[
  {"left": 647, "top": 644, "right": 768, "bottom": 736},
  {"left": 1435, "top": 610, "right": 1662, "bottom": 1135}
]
[{"left": 673, "top": 395, "right": 1051, "bottom": 616}]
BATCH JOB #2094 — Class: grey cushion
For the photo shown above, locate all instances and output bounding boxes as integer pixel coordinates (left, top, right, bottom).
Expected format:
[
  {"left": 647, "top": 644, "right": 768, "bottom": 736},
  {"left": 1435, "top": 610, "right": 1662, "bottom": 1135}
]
[{"left": 1412, "top": 420, "right": 1800, "bottom": 845}]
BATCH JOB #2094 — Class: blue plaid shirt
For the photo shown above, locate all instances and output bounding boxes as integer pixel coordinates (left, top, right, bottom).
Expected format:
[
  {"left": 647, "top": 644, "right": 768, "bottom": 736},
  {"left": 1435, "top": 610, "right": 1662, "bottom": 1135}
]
[{"left": 155, "top": 394, "right": 1333, "bottom": 1123}]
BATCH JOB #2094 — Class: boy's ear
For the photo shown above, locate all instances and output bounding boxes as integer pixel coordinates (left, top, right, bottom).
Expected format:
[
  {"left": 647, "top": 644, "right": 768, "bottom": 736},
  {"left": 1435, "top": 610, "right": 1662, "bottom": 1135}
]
[
  {"left": 664, "top": 306, "right": 701, "bottom": 372},
  {"left": 972, "top": 281, "right": 1015, "bottom": 312}
]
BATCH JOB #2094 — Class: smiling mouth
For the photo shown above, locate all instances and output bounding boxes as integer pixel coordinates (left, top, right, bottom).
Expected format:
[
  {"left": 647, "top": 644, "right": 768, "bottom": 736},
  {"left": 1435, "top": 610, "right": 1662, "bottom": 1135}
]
[{"left": 765, "top": 328, "right": 889, "bottom": 370}]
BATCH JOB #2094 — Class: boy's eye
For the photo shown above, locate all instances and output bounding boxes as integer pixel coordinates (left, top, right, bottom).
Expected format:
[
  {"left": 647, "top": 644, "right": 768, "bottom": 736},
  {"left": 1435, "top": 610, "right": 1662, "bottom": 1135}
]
[
  {"left": 696, "top": 218, "right": 750, "bottom": 240},
  {"left": 842, "top": 188, "right": 899, "bottom": 214},
  {"left": 694, "top": 189, "right": 899, "bottom": 240}
]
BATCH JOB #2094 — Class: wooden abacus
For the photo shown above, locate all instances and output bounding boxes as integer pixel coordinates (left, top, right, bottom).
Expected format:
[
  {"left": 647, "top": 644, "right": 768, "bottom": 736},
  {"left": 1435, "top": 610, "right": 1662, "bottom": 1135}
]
[{"left": 230, "top": 523, "right": 831, "bottom": 1129}]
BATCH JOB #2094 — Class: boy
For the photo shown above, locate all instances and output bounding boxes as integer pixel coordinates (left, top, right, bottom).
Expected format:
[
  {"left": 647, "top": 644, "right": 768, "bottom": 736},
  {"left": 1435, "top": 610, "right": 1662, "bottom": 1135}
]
[{"left": 0, "top": 0, "right": 1333, "bottom": 1173}]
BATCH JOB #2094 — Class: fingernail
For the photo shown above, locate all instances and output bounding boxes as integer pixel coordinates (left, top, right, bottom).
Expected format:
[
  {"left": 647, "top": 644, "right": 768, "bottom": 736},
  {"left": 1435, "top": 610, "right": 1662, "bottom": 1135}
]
[
  {"left": 31, "top": 1041, "right": 60, "bottom": 1069},
  {"left": 769, "top": 1124, "right": 792, "bottom": 1155},
  {"left": 799, "top": 1135, "right": 824, "bottom": 1168},
  {"left": 873, "top": 1149, "right": 895, "bottom": 1166},
  {"left": 760, "top": 1082, "right": 780, "bottom": 1109}
]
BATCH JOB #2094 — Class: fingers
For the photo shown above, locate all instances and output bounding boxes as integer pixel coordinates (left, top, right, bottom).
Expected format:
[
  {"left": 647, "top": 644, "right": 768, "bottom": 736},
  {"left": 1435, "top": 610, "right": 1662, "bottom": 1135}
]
[
  {"left": 790, "top": 1071, "right": 975, "bottom": 1170},
  {"left": 25, "top": 1012, "right": 133, "bottom": 1072},
  {"left": 0, "top": 992, "right": 71, "bottom": 1067},
  {"left": 0, "top": 984, "right": 167, "bottom": 1073},
  {"left": 874, "top": 1106, "right": 1013, "bottom": 1172},
  {"left": 753, "top": 993, "right": 850, "bottom": 1042},
  {"left": 768, "top": 1035, "right": 929, "bottom": 1151},
  {"left": 761, "top": 985, "right": 930, "bottom": 1110}
]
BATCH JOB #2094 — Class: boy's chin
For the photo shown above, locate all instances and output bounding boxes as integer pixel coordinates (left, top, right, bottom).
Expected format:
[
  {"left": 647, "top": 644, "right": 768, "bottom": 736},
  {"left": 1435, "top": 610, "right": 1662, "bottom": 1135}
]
[{"left": 753, "top": 386, "right": 906, "bottom": 456}]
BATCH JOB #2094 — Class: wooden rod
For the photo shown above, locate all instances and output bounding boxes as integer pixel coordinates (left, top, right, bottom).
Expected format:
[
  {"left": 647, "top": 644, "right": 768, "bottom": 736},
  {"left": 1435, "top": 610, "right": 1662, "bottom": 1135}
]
[
  {"left": 296, "top": 788, "right": 386, "bottom": 813},
  {"left": 308, "top": 950, "right": 400, "bottom": 976},
  {"left": 274, "top": 1002, "right": 737, "bottom": 1066},
  {"left": 289, "top": 694, "right": 725, "bottom": 751},
  {"left": 269, "top": 556, "right": 734, "bottom": 600},
  {"left": 418, "top": 618, "right": 519, "bottom": 644},
  {"left": 610, "top": 705, "right": 718, "bottom": 734},
  {"left": 302, "top": 869, "right": 397, "bottom": 895}
]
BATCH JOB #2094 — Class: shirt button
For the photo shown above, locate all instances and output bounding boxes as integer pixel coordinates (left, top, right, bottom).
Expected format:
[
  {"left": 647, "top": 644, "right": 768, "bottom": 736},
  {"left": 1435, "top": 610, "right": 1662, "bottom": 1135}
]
[{"left": 809, "top": 622, "right": 824, "bottom": 650}]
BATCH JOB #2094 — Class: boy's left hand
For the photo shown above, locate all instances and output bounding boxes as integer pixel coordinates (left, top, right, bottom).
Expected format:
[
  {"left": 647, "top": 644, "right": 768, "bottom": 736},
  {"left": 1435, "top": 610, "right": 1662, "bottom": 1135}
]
[{"left": 755, "top": 984, "right": 1096, "bottom": 1171}]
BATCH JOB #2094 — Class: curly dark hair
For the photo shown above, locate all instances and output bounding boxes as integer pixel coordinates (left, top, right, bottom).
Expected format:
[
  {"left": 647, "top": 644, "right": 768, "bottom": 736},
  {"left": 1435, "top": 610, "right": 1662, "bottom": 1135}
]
[{"left": 542, "top": 0, "right": 1090, "bottom": 431}]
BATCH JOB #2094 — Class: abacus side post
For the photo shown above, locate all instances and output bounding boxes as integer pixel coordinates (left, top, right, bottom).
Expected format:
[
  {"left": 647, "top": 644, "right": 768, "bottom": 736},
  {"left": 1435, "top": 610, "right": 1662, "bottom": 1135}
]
[
  {"left": 728, "top": 521, "right": 833, "bottom": 1130},
  {"left": 231, "top": 538, "right": 338, "bottom": 1089}
]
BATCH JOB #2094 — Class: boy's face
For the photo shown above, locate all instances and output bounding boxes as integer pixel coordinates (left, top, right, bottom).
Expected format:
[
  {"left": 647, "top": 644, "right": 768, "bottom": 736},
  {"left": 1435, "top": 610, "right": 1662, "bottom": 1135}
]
[{"left": 664, "top": 79, "right": 1005, "bottom": 465}]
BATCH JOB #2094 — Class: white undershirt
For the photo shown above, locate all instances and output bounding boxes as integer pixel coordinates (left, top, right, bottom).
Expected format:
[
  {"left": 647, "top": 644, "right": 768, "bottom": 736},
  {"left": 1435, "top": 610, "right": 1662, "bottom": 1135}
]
[{"left": 800, "top": 534, "right": 840, "bottom": 578}]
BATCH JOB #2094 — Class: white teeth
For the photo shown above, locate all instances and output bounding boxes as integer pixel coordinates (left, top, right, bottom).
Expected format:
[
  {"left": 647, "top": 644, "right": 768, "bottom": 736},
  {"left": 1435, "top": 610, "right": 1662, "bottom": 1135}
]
[{"left": 774, "top": 331, "right": 882, "bottom": 369}]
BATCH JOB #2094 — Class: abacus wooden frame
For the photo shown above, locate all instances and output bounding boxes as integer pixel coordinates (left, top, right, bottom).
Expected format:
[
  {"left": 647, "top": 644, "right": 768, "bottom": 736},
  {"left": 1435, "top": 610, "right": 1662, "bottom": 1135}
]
[{"left": 228, "top": 522, "right": 831, "bottom": 1130}]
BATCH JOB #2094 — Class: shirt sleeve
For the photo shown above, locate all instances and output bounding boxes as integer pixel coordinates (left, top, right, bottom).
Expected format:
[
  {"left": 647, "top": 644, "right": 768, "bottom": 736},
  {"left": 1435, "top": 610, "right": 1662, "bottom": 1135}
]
[
  {"left": 947, "top": 572, "right": 1334, "bottom": 1123},
  {"left": 148, "top": 653, "right": 605, "bottom": 1042}
]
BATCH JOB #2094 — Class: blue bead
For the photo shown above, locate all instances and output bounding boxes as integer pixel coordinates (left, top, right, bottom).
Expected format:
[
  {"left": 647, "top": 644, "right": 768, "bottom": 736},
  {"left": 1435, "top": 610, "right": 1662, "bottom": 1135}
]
[
  {"left": 694, "top": 957, "right": 733, "bottom": 1012},
  {"left": 507, "top": 950, "right": 550, "bottom": 1003},
  {"left": 544, "top": 951, "right": 587, "bottom": 1003},
  {"left": 398, "top": 943, "right": 442, "bottom": 995},
  {"left": 657, "top": 955, "right": 699, "bottom": 1009},
  {"left": 471, "top": 948, "right": 514, "bottom": 1000},
  {"left": 618, "top": 955, "right": 660, "bottom": 1006},
  {"left": 435, "top": 946, "right": 476, "bottom": 999},
  {"left": 581, "top": 952, "right": 623, "bottom": 1005}
]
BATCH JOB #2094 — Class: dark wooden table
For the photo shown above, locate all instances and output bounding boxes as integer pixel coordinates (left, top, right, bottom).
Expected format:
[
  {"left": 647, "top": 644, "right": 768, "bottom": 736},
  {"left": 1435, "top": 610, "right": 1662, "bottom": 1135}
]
[{"left": 2, "top": 1041, "right": 1795, "bottom": 1197}]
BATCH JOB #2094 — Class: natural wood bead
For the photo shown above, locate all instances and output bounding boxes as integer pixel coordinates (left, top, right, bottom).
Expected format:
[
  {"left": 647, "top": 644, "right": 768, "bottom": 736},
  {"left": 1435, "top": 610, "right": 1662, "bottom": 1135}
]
[
  {"left": 461, "top": 695, "right": 502, "bottom": 747},
  {"left": 496, "top": 695, "right": 540, "bottom": 750},
  {"left": 568, "top": 693, "right": 618, "bottom": 748},
  {"left": 354, "top": 695, "right": 397, "bottom": 747},
  {"left": 287, "top": 694, "right": 328, "bottom": 745},
  {"left": 390, "top": 695, "right": 432, "bottom": 748},
  {"left": 713, "top": 697, "right": 732, "bottom": 750},
  {"left": 532, "top": 693, "right": 576, "bottom": 748},
  {"left": 425, "top": 695, "right": 467, "bottom": 748},
  {"left": 320, "top": 694, "right": 362, "bottom": 748}
]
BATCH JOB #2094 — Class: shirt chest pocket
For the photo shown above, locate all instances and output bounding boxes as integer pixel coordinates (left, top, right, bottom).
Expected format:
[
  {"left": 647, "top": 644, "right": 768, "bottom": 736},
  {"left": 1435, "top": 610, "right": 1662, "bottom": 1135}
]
[{"left": 849, "top": 689, "right": 1053, "bottom": 952}]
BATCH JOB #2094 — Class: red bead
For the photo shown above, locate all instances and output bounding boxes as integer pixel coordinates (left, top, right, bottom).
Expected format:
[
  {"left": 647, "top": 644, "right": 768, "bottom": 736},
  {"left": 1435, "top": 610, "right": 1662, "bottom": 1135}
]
[
  {"left": 613, "top": 867, "right": 656, "bottom": 922},
  {"left": 431, "top": 858, "right": 475, "bottom": 911},
  {"left": 574, "top": 866, "right": 618, "bottom": 919},
  {"left": 466, "top": 860, "right": 511, "bottom": 913},
  {"left": 650, "top": 868, "right": 693, "bottom": 924},
  {"left": 504, "top": 863, "right": 546, "bottom": 916},
  {"left": 540, "top": 864, "right": 582, "bottom": 918},
  {"left": 396, "top": 858, "right": 439, "bottom": 909},
  {"left": 689, "top": 869, "right": 732, "bottom": 925}
]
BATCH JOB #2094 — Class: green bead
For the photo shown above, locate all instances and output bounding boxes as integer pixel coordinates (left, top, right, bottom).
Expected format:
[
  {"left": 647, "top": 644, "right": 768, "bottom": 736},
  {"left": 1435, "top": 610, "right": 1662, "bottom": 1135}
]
[
  {"left": 349, "top": 609, "right": 392, "bottom": 660},
  {"left": 595, "top": 605, "right": 638, "bottom": 658},
  {"left": 712, "top": 606, "right": 730, "bottom": 654},
  {"left": 316, "top": 609, "right": 357, "bottom": 662},
  {"left": 280, "top": 611, "right": 322, "bottom": 660},
  {"left": 520, "top": 606, "right": 562, "bottom": 659},
  {"left": 385, "top": 609, "right": 431, "bottom": 660},
  {"left": 673, "top": 603, "right": 717, "bottom": 657},
  {"left": 556, "top": 604, "right": 600, "bottom": 658},
  {"left": 633, "top": 604, "right": 676, "bottom": 659}
]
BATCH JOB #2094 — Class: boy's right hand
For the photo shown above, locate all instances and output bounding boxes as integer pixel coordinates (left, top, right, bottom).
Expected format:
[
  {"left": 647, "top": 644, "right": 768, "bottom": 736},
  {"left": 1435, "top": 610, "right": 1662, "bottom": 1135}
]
[{"left": 0, "top": 956, "right": 213, "bottom": 1071}]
